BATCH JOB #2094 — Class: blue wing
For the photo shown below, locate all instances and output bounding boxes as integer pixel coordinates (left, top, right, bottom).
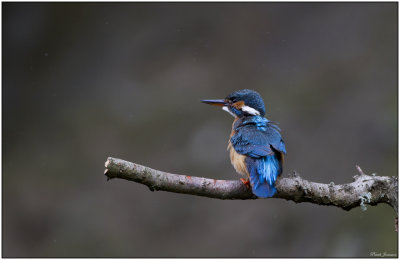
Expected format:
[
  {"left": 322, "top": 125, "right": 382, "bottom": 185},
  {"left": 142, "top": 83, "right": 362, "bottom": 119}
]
[{"left": 230, "top": 118, "right": 286, "bottom": 197}]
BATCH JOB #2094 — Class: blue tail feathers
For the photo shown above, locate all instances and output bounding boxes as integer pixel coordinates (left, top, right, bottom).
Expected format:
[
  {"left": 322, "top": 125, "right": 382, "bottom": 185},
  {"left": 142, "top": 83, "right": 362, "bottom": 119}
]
[{"left": 246, "top": 154, "right": 282, "bottom": 198}]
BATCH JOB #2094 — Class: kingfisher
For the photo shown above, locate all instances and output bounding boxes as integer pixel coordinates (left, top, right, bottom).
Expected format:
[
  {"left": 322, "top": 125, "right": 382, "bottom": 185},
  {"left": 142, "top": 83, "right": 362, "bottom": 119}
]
[{"left": 202, "top": 89, "right": 286, "bottom": 198}]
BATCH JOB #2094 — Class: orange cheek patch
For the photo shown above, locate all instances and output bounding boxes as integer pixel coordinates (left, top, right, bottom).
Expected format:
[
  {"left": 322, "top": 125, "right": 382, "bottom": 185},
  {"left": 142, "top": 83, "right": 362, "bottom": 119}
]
[{"left": 232, "top": 101, "right": 245, "bottom": 109}]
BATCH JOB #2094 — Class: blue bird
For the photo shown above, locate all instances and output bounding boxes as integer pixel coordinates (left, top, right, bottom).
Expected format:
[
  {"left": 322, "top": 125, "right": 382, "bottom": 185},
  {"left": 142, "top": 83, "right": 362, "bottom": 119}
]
[{"left": 202, "top": 89, "right": 286, "bottom": 198}]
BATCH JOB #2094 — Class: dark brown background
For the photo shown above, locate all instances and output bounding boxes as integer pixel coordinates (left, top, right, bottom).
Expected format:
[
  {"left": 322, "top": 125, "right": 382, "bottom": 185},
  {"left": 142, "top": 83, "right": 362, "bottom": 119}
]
[{"left": 3, "top": 2, "right": 398, "bottom": 257}]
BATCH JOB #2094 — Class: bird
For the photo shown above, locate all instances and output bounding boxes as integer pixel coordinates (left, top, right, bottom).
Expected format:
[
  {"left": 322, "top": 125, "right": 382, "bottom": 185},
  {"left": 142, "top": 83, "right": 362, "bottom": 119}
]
[{"left": 201, "top": 89, "right": 286, "bottom": 198}]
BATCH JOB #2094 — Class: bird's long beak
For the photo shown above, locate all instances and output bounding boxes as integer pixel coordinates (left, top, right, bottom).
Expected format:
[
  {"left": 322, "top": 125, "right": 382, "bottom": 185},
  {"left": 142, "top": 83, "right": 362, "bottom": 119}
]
[{"left": 201, "top": 99, "right": 226, "bottom": 106}]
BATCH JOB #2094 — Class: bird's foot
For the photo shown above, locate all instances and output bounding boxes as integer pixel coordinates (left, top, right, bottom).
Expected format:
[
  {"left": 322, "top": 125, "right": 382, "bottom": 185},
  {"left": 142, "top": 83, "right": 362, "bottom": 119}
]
[{"left": 240, "top": 178, "right": 251, "bottom": 189}]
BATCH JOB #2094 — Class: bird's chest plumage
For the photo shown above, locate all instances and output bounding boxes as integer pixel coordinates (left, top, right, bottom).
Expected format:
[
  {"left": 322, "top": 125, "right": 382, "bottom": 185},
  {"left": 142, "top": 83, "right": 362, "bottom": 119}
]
[
  {"left": 227, "top": 142, "right": 248, "bottom": 177},
  {"left": 227, "top": 119, "right": 249, "bottom": 177}
]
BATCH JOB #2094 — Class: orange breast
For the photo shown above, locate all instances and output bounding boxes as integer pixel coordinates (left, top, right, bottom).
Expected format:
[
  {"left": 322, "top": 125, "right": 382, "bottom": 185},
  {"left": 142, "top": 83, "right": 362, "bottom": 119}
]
[{"left": 227, "top": 142, "right": 249, "bottom": 178}]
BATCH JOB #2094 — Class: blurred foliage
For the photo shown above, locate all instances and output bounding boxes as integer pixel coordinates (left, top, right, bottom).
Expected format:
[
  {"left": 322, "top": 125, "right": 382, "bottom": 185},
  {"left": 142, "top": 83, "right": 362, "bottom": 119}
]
[{"left": 3, "top": 2, "right": 398, "bottom": 257}]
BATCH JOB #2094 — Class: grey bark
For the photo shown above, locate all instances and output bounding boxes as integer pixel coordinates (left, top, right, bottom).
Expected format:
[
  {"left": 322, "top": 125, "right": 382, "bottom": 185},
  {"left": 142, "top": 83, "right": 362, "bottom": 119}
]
[{"left": 104, "top": 157, "right": 398, "bottom": 213}]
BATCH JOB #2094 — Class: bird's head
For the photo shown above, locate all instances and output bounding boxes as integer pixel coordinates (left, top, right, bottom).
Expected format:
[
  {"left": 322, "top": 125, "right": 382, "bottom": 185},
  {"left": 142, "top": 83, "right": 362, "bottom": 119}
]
[{"left": 202, "top": 89, "right": 266, "bottom": 117}]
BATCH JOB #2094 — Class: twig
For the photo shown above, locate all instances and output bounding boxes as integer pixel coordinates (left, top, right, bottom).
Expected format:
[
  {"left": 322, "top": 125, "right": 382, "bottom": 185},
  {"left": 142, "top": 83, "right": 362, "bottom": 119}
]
[
  {"left": 356, "top": 165, "right": 366, "bottom": 175},
  {"left": 104, "top": 157, "right": 398, "bottom": 213}
]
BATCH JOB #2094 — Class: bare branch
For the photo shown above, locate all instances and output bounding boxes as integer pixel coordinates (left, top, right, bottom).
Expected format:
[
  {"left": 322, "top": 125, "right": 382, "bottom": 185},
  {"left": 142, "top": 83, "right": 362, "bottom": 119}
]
[{"left": 104, "top": 157, "right": 398, "bottom": 213}]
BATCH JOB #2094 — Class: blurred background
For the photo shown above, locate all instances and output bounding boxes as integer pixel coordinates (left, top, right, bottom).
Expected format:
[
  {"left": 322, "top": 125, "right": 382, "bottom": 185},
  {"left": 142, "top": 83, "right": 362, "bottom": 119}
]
[{"left": 2, "top": 2, "right": 398, "bottom": 257}]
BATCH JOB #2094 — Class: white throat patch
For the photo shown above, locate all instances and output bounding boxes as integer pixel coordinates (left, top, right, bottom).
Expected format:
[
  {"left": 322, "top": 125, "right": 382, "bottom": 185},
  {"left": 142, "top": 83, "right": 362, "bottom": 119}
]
[
  {"left": 241, "top": 105, "right": 260, "bottom": 115},
  {"left": 222, "top": 106, "right": 236, "bottom": 117}
]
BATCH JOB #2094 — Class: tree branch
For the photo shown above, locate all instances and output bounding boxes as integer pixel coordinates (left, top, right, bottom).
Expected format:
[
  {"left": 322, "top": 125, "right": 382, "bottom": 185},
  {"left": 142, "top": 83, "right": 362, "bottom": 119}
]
[{"left": 104, "top": 157, "right": 398, "bottom": 213}]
